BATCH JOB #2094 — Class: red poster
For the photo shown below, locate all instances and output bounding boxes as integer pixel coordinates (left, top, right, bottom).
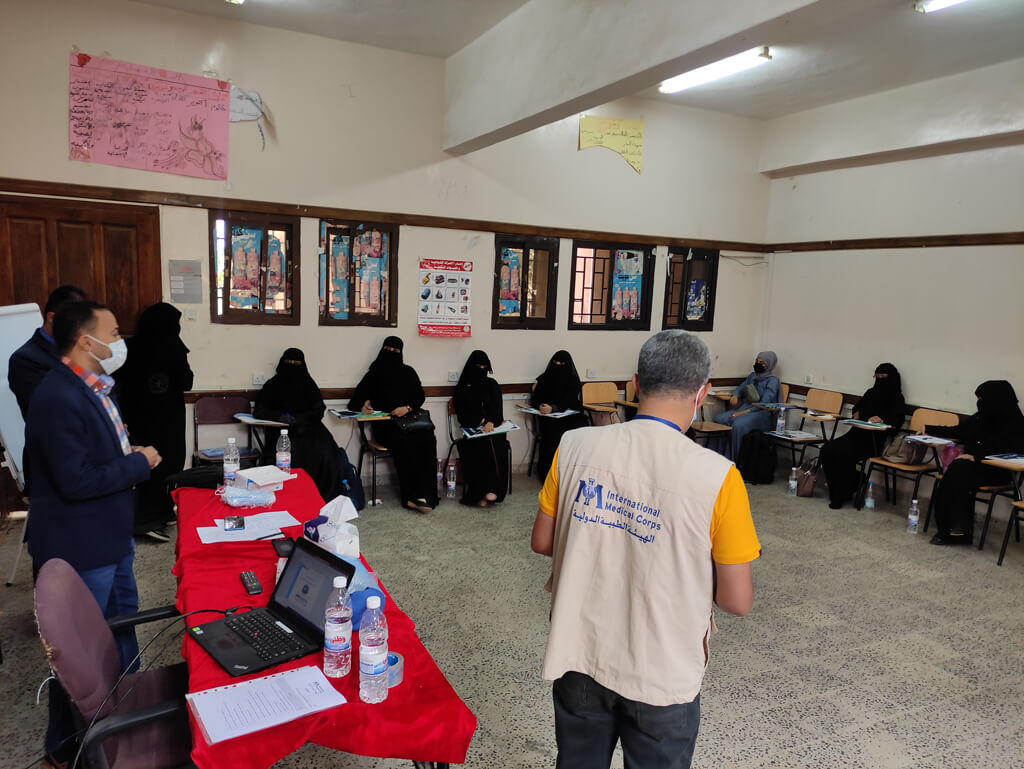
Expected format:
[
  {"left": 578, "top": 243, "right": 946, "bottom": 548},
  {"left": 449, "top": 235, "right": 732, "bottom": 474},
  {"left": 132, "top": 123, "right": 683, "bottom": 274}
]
[{"left": 417, "top": 259, "right": 472, "bottom": 337}]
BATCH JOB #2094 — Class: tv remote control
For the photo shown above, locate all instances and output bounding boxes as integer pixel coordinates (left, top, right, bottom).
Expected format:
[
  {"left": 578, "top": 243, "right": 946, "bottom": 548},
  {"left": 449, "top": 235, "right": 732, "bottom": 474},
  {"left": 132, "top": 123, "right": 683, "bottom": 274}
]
[{"left": 239, "top": 570, "right": 262, "bottom": 595}]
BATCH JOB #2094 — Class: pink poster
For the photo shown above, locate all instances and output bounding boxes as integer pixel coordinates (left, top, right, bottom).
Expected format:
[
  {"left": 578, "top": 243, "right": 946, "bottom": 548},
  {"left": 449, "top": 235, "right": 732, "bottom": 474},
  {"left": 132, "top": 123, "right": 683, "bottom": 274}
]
[
  {"left": 69, "top": 52, "right": 229, "bottom": 180},
  {"left": 417, "top": 259, "right": 472, "bottom": 337}
]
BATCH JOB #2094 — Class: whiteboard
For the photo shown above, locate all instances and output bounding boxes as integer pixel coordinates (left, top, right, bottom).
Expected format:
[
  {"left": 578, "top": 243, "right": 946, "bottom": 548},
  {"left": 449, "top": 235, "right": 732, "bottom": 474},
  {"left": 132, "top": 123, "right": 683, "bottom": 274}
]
[{"left": 0, "top": 303, "right": 43, "bottom": 490}]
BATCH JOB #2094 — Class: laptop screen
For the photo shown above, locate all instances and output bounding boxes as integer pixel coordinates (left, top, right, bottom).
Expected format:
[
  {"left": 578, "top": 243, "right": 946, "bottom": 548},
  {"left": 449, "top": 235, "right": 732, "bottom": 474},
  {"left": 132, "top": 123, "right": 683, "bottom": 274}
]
[{"left": 271, "top": 538, "right": 356, "bottom": 634}]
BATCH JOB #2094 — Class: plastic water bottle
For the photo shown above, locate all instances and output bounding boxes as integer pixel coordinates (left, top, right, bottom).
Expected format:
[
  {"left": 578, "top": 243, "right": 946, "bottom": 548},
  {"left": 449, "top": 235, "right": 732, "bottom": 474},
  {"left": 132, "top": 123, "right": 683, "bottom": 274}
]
[
  {"left": 276, "top": 429, "right": 292, "bottom": 472},
  {"left": 776, "top": 410, "right": 786, "bottom": 433},
  {"left": 864, "top": 481, "right": 875, "bottom": 510},
  {"left": 359, "top": 596, "right": 389, "bottom": 703},
  {"left": 787, "top": 467, "right": 798, "bottom": 496},
  {"left": 223, "top": 437, "right": 240, "bottom": 485},
  {"left": 436, "top": 463, "right": 444, "bottom": 496},
  {"left": 323, "top": 575, "right": 352, "bottom": 678},
  {"left": 907, "top": 499, "right": 920, "bottom": 534},
  {"left": 446, "top": 464, "right": 457, "bottom": 499}
]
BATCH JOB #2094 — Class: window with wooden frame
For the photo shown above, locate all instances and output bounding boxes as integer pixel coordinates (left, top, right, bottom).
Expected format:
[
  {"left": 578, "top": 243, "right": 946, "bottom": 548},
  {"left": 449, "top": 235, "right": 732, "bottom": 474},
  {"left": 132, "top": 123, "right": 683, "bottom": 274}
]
[
  {"left": 209, "top": 210, "right": 299, "bottom": 325},
  {"left": 662, "top": 247, "right": 719, "bottom": 332},
  {"left": 491, "top": 234, "right": 559, "bottom": 330},
  {"left": 318, "top": 219, "right": 398, "bottom": 327},
  {"left": 568, "top": 240, "right": 655, "bottom": 330}
]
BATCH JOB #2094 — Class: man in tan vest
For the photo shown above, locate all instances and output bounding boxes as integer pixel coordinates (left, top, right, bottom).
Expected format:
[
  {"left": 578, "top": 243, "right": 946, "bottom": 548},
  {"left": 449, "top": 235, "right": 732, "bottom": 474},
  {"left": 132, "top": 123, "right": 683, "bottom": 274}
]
[{"left": 531, "top": 329, "right": 760, "bottom": 769}]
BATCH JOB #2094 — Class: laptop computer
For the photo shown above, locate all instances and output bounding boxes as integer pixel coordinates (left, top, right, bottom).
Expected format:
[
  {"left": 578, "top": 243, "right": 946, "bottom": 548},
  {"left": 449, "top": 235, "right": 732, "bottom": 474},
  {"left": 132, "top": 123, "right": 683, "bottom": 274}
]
[{"left": 187, "top": 536, "right": 357, "bottom": 677}]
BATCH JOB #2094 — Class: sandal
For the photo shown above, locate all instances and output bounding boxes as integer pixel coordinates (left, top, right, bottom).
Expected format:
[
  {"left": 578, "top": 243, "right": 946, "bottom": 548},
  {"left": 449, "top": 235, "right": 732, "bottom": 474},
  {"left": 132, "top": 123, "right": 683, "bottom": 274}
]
[{"left": 405, "top": 500, "right": 432, "bottom": 514}]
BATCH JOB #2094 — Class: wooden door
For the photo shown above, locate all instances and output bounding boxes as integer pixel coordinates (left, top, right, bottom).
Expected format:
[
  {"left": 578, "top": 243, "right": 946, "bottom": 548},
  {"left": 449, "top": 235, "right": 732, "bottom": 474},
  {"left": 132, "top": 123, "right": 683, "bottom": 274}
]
[{"left": 0, "top": 195, "right": 161, "bottom": 333}]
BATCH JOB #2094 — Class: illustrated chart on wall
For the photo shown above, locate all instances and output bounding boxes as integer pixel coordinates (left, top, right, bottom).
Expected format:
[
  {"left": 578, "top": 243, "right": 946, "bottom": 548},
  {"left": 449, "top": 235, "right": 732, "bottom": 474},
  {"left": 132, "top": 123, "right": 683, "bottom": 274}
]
[
  {"left": 611, "top": 250, "right": 643, "bottom": 321},
  {"left": 418, "top": 259, "right": 472, "bottom": 337},
  {"left": 497, "top": 247, "right": 521, "bottom": 317},
  {"left": 69, "top": 52, "right": 230, "bottom": 179}
]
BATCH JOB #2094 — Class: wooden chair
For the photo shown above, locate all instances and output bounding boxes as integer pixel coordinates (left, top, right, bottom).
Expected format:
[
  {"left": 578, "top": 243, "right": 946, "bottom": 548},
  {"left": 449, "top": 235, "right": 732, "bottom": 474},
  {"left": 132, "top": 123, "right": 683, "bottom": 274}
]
[
  {"left": 856, "top": 408, "right": 958, "bottom": 509},
  {"left": 192, "top": 395, "right": 260, "bottom": 467},
  {"left": 999, "top": 501, "right": 1024, "bottom": 566},
  {"left": 615, "top": 380, "right": 639, "bottom": 421},
  {"left": 923, "top": 477, "right": 1016, "bottom": 550},
  {"left": 354, "top": 419, "right": 392, "bottom": 506},
  {"left": 771, "top": 387, "right": 843, "bottom": 466},
  {"left": 443, "top": 399, "right": 512, "bottom": 496},
  {"left": 582, "top": 382, "right": 620, "bottom": 426}
]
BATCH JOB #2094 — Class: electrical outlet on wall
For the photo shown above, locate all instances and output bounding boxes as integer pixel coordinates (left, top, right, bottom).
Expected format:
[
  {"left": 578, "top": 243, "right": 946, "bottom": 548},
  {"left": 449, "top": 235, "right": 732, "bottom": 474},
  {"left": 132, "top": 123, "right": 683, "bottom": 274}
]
[
  {"left": 183, "top": 309, "right": 197, "bottom": 322},
  {"left": 804, "top": 374, "right": 814, "bottom": 384},
  {"left": 253, "top": 373, "right": 268, "bottom": 386},
  {"left": 448, "top": 370, "right": 459, "bottom": 383},
  {"left": 586, "top": 368, "right": 597, "bottom": 379}
]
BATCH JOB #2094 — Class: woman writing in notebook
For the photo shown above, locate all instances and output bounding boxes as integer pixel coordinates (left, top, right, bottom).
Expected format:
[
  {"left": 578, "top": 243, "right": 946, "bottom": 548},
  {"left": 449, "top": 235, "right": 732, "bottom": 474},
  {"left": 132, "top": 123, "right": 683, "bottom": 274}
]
[
  {"left": 531, "top": 350, "right": 588, "bottom": 480},
  {"left": 819, "top": 363, "right": 906, "bottom": 509},
  {"left": 712, "top": 351, "right": 781, "bottom": 460},
  {"left": 348, "top": 337, "right": 439, "bottom": 514},
  {"left": 454, "top": 350, "right": 510, "bottom": 507}
]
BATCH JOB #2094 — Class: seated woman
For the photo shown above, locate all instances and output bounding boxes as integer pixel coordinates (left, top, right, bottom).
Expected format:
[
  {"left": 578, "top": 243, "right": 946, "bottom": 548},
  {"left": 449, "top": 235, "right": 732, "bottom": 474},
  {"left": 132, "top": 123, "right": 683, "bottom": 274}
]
[
  {"left": 923, "top": 380, "right": 1024, "bottom": 546},
  {"left": 454, "top": 350, "right": 510, "bottom": 507},
  {"left": 531, "top": 350, "right": 589, "bottom": 481},
  {"left": 348, "top": 337, "right": 439, "bottom": 514},
  {"left": 712, "top": 351, "right": 780, "bottom": 460},
  {"left": 820, "top": 363, "right": 905, "bottom": 509},
  {"left": 254, "top": 348, "right": 343, "bottom": 502}
]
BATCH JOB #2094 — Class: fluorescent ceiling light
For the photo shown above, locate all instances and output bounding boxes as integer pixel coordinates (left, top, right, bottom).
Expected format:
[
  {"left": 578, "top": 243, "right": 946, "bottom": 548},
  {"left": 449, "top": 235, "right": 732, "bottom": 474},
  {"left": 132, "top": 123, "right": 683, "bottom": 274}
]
[
  {"left": 658, "top": 46, "right": 772, "bottom": 94},
  {"left": 913, "top": 0, "right": 973, "bottom": 12},
  {"left": 224, "top": 0, "right": 245, "bottom": 5}
]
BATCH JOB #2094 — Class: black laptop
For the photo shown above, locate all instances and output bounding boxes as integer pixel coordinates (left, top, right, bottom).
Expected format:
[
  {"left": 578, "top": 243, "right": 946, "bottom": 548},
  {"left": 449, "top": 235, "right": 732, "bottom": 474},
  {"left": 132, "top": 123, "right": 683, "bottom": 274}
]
[{"left": 187, "top": 536, "right": 356, "bottom": 677}]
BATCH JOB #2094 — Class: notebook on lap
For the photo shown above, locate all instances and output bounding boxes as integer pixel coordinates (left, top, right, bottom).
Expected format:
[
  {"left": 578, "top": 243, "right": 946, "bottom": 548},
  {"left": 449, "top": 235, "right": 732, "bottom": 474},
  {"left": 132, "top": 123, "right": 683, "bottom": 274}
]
[{"left": 188, "top": 536, "right": 356, "bottom": 677}]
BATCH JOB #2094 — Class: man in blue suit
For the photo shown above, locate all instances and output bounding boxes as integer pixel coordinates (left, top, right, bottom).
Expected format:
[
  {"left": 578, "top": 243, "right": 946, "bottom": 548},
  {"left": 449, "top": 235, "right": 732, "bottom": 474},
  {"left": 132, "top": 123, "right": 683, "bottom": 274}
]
[
  {"left": 7, "top": 284, "right": 87, "bottom": 418},
  {"left": 26, "top": 300, "right": 161, "bottom": 766}
]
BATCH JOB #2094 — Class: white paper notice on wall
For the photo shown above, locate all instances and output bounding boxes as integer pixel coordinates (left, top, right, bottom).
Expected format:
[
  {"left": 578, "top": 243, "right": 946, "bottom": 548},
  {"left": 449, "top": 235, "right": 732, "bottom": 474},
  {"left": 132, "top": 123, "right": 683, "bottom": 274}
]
[
  {"left": 417, "top": 259, "right": 472, "bottom": 338},
  {"left": 169, "top": 260, "right": 203, "bottom": 304}
]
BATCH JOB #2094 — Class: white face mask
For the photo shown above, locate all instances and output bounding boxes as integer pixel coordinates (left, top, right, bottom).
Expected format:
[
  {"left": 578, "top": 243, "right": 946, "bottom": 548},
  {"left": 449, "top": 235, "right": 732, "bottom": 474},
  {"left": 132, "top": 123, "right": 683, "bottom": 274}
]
[
  {"left": 691, "top": 385, "right": 706, "bottom": 426},
  {"left": 86, "top": 334, "right": 128, "bottom": 375}
]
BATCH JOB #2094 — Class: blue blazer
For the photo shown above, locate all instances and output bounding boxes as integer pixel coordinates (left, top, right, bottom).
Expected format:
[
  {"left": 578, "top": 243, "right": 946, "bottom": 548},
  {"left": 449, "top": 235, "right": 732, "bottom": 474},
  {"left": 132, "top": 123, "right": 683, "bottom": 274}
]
[
  {"left": 8, "top": 328, "right": 60, "bottom": 418},
  {"left": 26, "top": 362, "right": 151, "bottom": 571}
]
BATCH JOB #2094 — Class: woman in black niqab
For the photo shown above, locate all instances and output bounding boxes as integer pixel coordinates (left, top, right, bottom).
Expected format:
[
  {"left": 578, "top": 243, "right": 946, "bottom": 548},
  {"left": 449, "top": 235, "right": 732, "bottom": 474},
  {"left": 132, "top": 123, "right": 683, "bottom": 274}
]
[
  {"left": 453, "top": 350, "right": 510, "bottom": 507},
  {"left": 820, "top": 362, "right": 906, "bottom": 509},
  {"left": 348, "top": 337, "right": 438, "bottom": 513},
  {"left": 531, "top": 350, "right": 588, "bottom": 480},
  {"left": 115, "top": 302, "right": 194, "bottom": 539},
  {"left": 924, "top": 379, "right": 1024, "bottom": 545},
  {"left": 255, "top": 348, "right": 344, "bottom": 502}
]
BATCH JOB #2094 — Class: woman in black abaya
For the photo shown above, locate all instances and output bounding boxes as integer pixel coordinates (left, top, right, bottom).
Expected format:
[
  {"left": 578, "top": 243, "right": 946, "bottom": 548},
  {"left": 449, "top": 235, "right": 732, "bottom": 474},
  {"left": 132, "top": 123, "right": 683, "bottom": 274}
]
[
  {"left": 820, "top": 363, "right": 906, "bottom": 509},
  {"left": 116, "top": 302, "right": 194, "bottom": 541},
  {"left": 531, "top": 350, "right": 588, "bottom": 481},
  {"left": 454, "top": 350, "right": 510, "bottom": 507},
  {"left": 349, "top": 337, "right": 439, "bottom": 513},
  {"left": 254, "top": 348, "right": 343, "bottom": 502},
  {"left": 924, "top": 380, "right": 1024, "bottom": 546}
]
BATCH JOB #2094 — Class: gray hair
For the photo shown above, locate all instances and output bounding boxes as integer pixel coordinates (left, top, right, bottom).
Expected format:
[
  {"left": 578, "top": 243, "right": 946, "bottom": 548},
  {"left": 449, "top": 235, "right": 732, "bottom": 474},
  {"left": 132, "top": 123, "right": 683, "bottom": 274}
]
[{"left": 637, "top": 330, "right": 711, "bottom": 397}]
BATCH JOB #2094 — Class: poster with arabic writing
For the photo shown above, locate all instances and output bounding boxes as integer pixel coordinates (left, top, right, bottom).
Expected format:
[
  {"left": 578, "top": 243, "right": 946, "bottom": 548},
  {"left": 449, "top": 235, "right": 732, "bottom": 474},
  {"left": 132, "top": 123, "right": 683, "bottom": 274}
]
[
  {"left": 69, "top": 53, "right": 229, "bottom": 180},
  {"left": 417, "top": 259, "right": 472, "bottom": 337}
]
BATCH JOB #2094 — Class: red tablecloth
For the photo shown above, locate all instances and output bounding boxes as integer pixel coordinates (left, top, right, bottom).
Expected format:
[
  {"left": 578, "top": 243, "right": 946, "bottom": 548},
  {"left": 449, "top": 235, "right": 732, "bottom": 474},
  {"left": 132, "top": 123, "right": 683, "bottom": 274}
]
[{"left": 171, "top": 470, "right": 477, "bottom": 768}]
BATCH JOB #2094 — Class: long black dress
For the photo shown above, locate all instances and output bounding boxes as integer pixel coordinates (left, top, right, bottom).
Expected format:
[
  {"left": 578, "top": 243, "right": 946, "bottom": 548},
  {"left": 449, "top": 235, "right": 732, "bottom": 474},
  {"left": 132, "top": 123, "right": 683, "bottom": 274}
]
[
  {"left": 819, "top": 363, "right": 906, "bottom": 509},
  {"left": 115, "top": 303, "right": 194, "bottom": 535},
  {"left": 531, "top": 350, "right": 588, "bottom": 481},
  {"left": 348, "top": 338, "right": 439, "bottom": 507},
  {"left": 454, "top": 351, "right": 510, "bottom": 506},
  {"left": 254, "top": 348, "right": 344, "bottom": 502},
  {"left": 925, "top": 380, "right": 1024, "bottom": 544}
]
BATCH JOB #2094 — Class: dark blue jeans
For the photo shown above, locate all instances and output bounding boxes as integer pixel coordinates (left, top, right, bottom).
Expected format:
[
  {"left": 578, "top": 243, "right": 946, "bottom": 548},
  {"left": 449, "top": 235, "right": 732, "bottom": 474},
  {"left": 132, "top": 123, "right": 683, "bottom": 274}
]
[{"left": 553, "top": 671, "right": 701, "bottom": 769}]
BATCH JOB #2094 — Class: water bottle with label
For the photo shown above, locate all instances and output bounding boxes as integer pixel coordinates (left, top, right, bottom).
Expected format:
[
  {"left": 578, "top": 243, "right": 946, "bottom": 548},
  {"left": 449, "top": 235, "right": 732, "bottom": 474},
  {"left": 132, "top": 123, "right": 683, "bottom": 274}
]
[
  {"left": 223, "top": 437, "right": 240, "bottom": 486},
  {"left": 787, "top": 467, "right": 798, "bottom": 496},
  {"left": 276, "top": 429, "right": 292, "bottom": 472},
  {"left": 359, "top": 596, "right": 389, "bottom": 703},
  {"left": 446, "top": 464, "right": 457, "bottom": 499},
  {"left": 323, "top": 575, "right": 352, "bottom": 678},
  {"left": 864, "top": 481, "right": 875, "bottom": 510},
  {"left": 776, "top": 410, "right": 786, "bottom": 434},
  {"left": 907, "top": 499, "right": 920, "bottom": 534}
]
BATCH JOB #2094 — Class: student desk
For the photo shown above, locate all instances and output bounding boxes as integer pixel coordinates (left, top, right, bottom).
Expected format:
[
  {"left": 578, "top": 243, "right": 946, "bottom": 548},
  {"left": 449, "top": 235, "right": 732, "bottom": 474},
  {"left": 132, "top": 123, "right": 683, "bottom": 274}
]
[
  {"left": 171, "top": 471, "right": 477, "bottom": 769},
  {"left": 981, "top": 456, "right": 1024, "bottom": 565}
]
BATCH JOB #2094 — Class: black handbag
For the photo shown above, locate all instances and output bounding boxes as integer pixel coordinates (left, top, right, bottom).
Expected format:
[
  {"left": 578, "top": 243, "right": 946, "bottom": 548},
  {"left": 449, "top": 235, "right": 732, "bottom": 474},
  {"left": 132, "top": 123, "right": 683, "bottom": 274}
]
[{"left": 392, "top": 408, "right": 434, "bottom": 432}]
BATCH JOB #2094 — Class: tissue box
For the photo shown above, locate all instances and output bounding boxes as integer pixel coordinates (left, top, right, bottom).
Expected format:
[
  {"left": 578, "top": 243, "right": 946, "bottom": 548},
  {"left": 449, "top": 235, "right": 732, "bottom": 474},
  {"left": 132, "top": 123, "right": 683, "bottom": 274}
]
[{"left": 235, "top": 465, "right": 291, "bottom": 491}]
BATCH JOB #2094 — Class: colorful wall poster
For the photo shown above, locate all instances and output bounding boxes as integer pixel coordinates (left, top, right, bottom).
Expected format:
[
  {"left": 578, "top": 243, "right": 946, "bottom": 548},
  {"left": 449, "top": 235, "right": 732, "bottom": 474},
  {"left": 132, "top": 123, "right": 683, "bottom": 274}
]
[
  {"left": 229, "top": 226, "right": 261, "bottom": 309},
  {"left": 498, "top": 247, "right": 521, "bottom": 317},
  {"left": 685, "top": 278, "right": 708, "bottom": 321},
  {"left": 353, "top": 230, "right": 387, "bottom": 315},
  {"left": 69, "top": 53, "right": 229, "bottom": 179},
  {"left": 578, "top": 115, "right": 644, "bottom": 174},
  {"left": 611, "top": 250, "right": 643, "bottom": 321},
  {"left": 418, "top": 259, "right": 472, "bottom": 337},
  {"left": 320, "top": 221, "right": 351, "bottom": 319}
]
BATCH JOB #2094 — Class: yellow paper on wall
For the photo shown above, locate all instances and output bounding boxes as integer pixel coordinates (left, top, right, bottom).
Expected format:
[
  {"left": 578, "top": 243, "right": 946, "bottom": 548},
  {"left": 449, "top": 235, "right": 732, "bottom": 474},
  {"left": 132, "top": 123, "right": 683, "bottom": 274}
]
[{"left": 578, "top": 115, "right": 643, "bottom": 174}]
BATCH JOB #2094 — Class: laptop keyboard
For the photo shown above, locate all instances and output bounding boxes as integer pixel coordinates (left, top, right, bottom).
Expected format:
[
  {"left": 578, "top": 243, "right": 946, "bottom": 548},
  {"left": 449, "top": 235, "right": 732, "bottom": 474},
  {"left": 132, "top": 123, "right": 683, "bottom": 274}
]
[{"left": 226, "top": 611, "right": 307, "bottom": 661}]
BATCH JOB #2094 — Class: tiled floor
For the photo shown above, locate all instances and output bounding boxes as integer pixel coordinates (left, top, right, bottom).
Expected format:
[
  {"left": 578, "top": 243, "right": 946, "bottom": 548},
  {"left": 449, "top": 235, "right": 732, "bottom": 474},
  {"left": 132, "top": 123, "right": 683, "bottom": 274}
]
[{"left": 1, "top": 473, "right": 1022, "bottom": 768}]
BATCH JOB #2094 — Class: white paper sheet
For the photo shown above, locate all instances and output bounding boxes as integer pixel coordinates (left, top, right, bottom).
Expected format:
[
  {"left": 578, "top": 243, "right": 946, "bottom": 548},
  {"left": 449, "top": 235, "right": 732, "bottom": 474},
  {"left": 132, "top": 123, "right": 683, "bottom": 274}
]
[
  {"left": 198, "top": 510, "right": 301, "bottom": 544},
  {"left": 186, "top": 665, "right": 346, "bottom": 745}
]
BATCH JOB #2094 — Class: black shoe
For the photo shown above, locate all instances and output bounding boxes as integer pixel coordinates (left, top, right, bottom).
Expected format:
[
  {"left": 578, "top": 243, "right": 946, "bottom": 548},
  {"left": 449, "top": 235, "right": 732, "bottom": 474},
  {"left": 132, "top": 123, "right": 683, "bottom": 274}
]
[
  {"left": 930, "top": 534, "right": 970, "bottom": 546},
  {"left": 143, "top": 528, "right": 171, "bottom": 543},
  {"left": 828, "top": 501, "right": 843, "bottom": 510}
]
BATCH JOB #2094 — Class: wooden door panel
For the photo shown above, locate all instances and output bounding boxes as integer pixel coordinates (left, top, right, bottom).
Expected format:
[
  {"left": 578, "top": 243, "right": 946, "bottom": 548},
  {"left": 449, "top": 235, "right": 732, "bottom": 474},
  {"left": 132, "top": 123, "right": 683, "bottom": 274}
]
[
  {"left": 55, "top": 220, "right": 98, "bottom": 296},
  {"left": 9, "top": 216, "right": 50, "bottom": 306},
  {"left": 102, "top": 224, "right": 140, "bottom": 328}
]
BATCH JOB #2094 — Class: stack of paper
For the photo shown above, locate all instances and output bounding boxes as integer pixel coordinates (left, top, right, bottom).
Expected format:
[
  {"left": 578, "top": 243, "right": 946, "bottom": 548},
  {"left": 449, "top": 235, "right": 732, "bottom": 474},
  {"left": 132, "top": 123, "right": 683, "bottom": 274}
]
[
  {"left": 197, "top": 510, "right": 301, "bottom": 544},
  {"left": 186, "top": 665, "right": 346, "bottom": 744}
]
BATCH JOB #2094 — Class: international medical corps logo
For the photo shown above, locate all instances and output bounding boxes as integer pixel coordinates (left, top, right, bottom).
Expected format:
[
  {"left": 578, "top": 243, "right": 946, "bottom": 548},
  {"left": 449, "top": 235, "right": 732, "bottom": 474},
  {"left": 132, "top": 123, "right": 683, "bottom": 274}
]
[{"left": 575, "top": 478, "right": 604, "bottom": 509}]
